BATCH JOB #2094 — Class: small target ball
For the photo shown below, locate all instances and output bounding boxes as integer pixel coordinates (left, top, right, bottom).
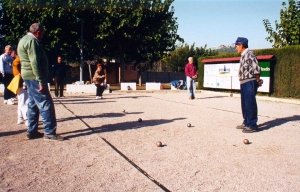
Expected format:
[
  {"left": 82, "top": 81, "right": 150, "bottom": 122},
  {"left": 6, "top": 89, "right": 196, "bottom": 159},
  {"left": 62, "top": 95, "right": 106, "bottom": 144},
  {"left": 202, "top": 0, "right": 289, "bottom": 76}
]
[
  {"left": 123, "top": 109, "right": 126, "bottom": 113},
  {"left": 187, "top": 123, "right": 191, "bottom": 127},
  {"left": 243, "top": 139, "right": 250, "bottom": 144},
  {"left": 138, "top": 118, "right": 142, "bottom": 122},
  {"left": 156, "top": 141, "right": 162, "bottom": 147}
]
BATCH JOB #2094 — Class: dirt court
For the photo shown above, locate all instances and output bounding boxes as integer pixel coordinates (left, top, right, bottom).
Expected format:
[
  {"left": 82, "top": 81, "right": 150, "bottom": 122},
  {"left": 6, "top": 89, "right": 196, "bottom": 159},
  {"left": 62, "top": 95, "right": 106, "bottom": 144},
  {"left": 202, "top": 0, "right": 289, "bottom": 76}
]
[{"left": 0, "top": 90, "right": 299, "bottom": 192}]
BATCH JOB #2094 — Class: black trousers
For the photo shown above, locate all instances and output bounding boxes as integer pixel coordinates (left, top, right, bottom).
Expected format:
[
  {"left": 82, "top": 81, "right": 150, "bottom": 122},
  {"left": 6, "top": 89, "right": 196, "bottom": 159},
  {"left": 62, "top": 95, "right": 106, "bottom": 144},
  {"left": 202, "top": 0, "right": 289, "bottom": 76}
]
[
  {"left": 95, "top": 84, "right": 105, "bottom": 96},
  {"left": 54, "top": 77, "right": 64, "bottom": 97},
  {"left": 3, "top": 73, "right": 16, "bottom": 100}
]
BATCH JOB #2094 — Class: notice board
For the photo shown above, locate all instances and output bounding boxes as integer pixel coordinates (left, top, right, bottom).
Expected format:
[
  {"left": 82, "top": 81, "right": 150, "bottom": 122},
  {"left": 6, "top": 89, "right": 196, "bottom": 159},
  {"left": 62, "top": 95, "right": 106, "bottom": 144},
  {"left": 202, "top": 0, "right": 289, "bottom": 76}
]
[{"left": 202, "top": 56, "right": 273, "bottom": 93}]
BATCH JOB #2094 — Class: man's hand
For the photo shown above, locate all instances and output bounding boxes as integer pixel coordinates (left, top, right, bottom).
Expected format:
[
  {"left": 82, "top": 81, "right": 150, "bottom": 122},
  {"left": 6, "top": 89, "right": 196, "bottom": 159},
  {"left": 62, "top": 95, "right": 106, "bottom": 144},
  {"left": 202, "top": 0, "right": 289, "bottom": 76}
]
[{"left": 257, "top": 79, "right": 263, "bottom": 87}]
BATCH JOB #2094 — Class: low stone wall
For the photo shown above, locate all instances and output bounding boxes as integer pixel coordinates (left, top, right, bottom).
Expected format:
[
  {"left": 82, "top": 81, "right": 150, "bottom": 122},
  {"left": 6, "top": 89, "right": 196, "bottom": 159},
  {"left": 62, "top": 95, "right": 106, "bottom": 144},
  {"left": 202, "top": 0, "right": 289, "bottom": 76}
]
[
  {"left": 120, "top": 82, "right": 136, "bottom": 90},
  {"left": 145, "top": 82, "right": 161, "bottom": 90},
  {"left": 66, "top": 84, "right": 110, "bottom": 94}
]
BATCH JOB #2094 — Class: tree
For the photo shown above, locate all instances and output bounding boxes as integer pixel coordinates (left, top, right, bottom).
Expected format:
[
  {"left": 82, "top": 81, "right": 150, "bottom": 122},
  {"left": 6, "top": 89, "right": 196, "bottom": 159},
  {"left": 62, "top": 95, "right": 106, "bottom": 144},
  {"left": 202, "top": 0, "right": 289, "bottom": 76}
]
[
  {"left": 94, "top": 0, "right": 182, "bottom": 80},
  {"left": 0, "top": 0, "right": 181, "bottom": 71},
  {"left": 263, "top": 0, "right": 300, "bottom": 48},
  {"left": 160, "top": 43, "right": 217, "bottom": 72},
  {"left": 0, "top": 0, "right": 110, "bottom": 61}
]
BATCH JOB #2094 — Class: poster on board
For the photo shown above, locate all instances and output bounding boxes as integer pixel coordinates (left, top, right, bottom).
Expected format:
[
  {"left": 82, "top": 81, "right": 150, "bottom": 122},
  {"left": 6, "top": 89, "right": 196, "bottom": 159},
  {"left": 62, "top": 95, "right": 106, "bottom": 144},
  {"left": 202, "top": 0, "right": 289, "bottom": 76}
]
[{"left": 203, "top": 61, "right": 270, "bottom": 93}]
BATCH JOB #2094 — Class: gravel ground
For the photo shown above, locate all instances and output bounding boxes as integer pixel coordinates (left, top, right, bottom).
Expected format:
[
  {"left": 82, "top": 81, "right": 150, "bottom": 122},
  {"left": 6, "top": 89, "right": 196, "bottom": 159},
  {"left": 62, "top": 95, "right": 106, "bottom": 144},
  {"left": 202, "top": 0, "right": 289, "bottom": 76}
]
[{"left": 0, "top": 90, "right": 299, "bottom": 192}]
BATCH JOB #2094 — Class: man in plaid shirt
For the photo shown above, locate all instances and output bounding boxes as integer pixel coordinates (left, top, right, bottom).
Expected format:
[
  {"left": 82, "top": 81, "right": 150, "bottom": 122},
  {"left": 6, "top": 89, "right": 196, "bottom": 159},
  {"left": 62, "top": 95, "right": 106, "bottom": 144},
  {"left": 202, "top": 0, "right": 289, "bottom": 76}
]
[{"left": 235, "top": 37, "right": 262, "bottom": 133}]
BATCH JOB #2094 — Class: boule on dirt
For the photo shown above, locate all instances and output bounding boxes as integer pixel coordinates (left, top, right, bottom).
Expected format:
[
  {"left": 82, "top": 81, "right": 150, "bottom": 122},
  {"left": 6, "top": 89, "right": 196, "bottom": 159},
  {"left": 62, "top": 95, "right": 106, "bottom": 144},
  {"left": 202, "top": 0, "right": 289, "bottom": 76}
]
[
  {"left": 156, "top": 141, "right": 163, "bottom": 147},
  {"left": 243, "top": 139, "right": 250, "bottom": 144}
]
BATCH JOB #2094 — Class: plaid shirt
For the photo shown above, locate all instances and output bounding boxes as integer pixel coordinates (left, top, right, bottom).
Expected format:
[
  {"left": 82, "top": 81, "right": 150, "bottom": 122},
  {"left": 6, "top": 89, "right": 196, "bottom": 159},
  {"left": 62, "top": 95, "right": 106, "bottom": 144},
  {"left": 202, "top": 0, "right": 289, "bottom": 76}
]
[{"left": 239, "top": 48, "right": 260, "bottom": 82}]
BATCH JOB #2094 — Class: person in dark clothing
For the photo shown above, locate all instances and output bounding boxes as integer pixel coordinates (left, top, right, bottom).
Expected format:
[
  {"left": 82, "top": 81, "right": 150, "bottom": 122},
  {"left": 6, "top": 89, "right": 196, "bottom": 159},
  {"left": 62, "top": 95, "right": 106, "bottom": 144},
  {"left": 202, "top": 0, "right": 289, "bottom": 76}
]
[
  {"left": 234, "top": 37, "right": 262, "bottom": 133},
  {"left": 93, "top": 61, "right": 107, "bottom": 99},
  {"left": 53, "top": 55, "right": 66, "bottom": 97}
]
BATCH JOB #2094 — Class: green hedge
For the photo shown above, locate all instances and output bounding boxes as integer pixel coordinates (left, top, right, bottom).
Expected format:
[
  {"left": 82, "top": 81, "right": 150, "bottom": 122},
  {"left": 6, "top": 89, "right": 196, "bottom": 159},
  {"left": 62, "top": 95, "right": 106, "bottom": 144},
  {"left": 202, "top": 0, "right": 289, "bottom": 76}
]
[{"left": 198, "top": 45, "right": 300, "bottom": 98}]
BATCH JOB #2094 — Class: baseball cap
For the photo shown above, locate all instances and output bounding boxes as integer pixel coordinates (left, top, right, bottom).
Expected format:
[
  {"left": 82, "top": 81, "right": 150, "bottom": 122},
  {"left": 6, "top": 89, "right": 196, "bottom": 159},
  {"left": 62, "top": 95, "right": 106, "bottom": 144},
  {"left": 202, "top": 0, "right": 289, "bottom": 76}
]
[{"left": 234, "top": 37, "right": 248, "bottom": 46}]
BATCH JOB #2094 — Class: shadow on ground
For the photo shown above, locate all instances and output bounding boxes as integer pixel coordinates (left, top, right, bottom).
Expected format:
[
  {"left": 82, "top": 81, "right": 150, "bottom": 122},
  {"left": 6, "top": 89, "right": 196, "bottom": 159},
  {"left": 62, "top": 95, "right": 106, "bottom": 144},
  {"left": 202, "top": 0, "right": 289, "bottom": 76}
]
[
  {"left": 196, "top": 96, "right": 228, "bottom": 100},
  {"left": 0, "top": 129, "right": 26, "bottom": 138},
  {"left": 258, "top": 115, "right": 300, "bottom": 131},
  {"left": 54, "top": 99, "right": 116, "bottom": 104},
  {"left": 61, "top": 117, "right": 186, "bottom": 140},
  {"left": 57, "top": 112, "right": 143, "bottom": 122},
  {"left": 53, "top": 95, "right": 150, "bottom": 104}
]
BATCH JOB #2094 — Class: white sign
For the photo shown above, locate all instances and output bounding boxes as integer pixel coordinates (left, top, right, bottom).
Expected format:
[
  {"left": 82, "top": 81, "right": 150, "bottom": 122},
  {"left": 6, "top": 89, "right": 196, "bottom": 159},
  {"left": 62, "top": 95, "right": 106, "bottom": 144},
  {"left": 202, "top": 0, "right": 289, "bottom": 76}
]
[{"left": 203, "top": 63, "right": 270, "bottom": 92}]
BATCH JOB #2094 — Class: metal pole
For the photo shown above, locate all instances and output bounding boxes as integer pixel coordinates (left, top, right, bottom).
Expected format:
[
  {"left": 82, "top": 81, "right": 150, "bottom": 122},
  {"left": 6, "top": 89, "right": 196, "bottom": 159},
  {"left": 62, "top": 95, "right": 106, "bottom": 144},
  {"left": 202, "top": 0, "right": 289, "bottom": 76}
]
[{"left": 80, "top": 19, "right": 84, "bottom": 83}]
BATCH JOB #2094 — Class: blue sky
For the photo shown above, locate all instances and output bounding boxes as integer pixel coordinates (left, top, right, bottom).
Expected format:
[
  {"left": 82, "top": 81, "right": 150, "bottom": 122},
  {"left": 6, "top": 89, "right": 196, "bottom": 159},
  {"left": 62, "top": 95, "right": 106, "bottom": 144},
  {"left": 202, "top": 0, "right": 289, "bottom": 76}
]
[{"left": 172, "top": 0, "right": 283, "bottom": 49}]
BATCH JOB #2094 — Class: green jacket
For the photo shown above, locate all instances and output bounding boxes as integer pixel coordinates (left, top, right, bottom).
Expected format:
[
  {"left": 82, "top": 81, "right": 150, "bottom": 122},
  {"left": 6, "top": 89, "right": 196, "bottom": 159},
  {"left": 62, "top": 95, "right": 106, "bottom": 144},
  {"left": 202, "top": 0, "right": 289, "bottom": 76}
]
[{"left": 17, "top": 33, "right": 49, "bottom": 84}]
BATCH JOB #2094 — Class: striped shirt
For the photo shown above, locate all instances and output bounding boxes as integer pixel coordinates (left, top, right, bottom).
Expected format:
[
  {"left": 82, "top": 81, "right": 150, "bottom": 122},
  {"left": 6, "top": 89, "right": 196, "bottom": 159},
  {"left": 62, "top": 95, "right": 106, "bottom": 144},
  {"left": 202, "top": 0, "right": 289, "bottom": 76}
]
[{"left": 239, "top": 48, "right": 260, "bottom": 84}]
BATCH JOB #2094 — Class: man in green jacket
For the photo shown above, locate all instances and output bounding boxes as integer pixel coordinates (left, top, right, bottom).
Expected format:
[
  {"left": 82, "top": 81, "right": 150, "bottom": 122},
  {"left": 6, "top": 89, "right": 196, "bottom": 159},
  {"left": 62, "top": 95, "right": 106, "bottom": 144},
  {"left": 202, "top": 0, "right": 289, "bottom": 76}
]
[{"left": 17, "top": 23, "right": 63, "bottom": 141}]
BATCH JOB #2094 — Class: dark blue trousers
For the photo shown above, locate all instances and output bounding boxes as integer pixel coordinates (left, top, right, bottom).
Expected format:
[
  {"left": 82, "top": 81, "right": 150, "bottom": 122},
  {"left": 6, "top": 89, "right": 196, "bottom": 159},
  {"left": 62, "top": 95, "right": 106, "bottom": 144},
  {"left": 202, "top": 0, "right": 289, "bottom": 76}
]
[{"left": 240, "top": 80, "right": 258, "bottom": 128}]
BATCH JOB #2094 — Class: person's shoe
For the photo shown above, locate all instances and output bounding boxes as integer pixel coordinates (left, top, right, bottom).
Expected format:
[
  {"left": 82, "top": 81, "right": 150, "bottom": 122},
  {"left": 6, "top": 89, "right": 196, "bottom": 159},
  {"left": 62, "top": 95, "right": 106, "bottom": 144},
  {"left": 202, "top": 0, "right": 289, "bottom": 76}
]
[
  {"left": 11, "top": 97, "right": 17, "bottom": 101},
  {"left": 44, "top": 134, "right": 64, "bottom": 141},
  {"left": 25, "top": 120, "right": 29, "bottom": 127},
  {"left": 6, "top": 99, "right": 15, "bottom": 105},
  {"left": 236, "top": 124, "right": 245, "bottom": 129},
  {"left": 189, "top": 96, "right": 195, "bottom": 100},
  {"left": 17, "top": 118, "right": 24, "bottom": 125},
  {"left": 27, "top": 132, "right": 44, "bottom": 140},
  {"left": 242, "top": 126, "right": 258, "bottom": 133},
  {"left": 96, "top": 96, "right": 100, "bottom": 99}
]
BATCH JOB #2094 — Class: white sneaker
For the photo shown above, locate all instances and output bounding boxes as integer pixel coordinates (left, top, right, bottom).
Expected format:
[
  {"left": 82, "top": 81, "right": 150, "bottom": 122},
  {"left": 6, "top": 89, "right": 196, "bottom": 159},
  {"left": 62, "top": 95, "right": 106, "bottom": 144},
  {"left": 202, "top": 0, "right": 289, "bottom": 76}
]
[
  {"left": 17, "top": 119, "right": 24, "bottom": 124},
  {"left": 6, "top": 99, "right": 15, "bottom": 105},
  {"left": 96, "top": 96, "right": 100, "bottom": 99},
  {"left": 25, "top": 120, "right": 29, "bottom": 127}
]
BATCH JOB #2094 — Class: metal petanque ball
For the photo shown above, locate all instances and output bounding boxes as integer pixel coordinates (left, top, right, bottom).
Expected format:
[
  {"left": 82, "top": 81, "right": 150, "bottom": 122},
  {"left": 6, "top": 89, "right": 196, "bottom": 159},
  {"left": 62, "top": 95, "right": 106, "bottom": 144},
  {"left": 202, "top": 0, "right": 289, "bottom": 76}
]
[
  {"left": 187, "top": 123, "right": 192, "bottom": 127},
  {"left": 156, "top": 141, "right": 163, "bottom": 147},
  {"left": 123, "top": 109, "right": 126, "bottom": 113},
  {"left": 243, "top": 139, "right": 250, "bottom": 145},
  {"left": 138, "top": 118, "right": 142, "bottom": 122}
]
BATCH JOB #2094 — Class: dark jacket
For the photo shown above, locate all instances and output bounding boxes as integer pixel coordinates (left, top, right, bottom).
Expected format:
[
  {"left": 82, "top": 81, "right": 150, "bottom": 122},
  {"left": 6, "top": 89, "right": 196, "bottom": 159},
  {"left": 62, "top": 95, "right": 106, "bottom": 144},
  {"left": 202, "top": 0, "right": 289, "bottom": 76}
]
[{"left": 53, "top": 63, "right": 66, "bottom": 79}]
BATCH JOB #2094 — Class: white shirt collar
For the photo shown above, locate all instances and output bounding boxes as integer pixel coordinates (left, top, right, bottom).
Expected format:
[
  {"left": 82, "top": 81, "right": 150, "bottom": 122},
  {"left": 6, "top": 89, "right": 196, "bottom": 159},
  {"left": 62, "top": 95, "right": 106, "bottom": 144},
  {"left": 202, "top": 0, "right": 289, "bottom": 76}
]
[{"left": 27, "top": 32, "right": 38, "bottom": 40}]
